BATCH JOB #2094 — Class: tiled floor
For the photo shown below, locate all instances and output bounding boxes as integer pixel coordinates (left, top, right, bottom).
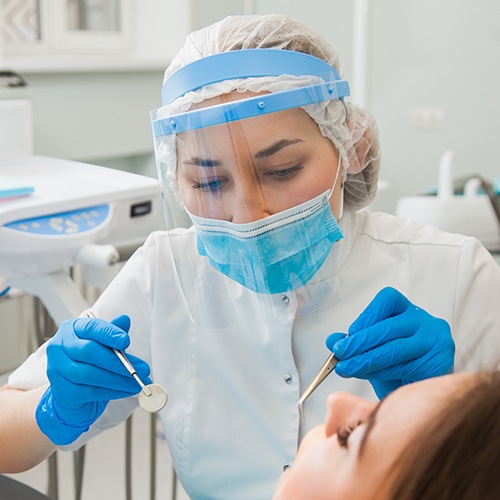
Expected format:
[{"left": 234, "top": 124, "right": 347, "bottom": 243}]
[{"left": 3, "top": 407, "right": 189, "bottom": 500}]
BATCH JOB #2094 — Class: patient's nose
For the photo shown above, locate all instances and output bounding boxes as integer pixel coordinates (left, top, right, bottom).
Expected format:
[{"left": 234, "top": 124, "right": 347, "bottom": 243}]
[{"left": 324, "top": 392, "right": 376, "bottom": 438}]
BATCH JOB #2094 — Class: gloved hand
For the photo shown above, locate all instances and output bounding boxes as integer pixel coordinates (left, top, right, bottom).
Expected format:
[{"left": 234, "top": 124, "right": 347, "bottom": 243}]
[
  {"left": 36, "top": 314, "right": 151, "bottom": 445},
  {"left": 326, "top": 287, "right": 455, "bottom": 399}
]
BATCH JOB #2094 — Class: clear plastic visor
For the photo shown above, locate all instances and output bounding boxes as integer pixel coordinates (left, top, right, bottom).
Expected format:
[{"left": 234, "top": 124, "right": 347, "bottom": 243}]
[
  {"left": 154, "top": 90, "right": 345, "bottom": 223},
  {"left": 151, "top": 87, "right": 345, "bottom": 327}
]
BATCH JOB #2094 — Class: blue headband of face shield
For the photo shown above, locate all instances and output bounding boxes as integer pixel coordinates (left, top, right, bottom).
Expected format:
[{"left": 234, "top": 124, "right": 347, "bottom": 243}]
[{"left": 152, "top": 49, "right": 350, "bottom": 138}]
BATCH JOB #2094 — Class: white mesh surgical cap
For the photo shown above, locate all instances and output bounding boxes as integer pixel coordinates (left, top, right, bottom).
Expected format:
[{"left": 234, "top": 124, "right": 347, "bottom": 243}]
[{"left": 158, "top": 14, "right": 381, "bottom": 211}]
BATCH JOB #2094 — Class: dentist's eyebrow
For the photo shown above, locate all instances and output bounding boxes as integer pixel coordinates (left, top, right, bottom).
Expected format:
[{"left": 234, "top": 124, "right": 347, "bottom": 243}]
[
  {"left": 183, "top": 157, "right": 222, "bottom": 167},
  {"left": 358, "top": 397, "right": 387, "bottom": 457},
  {"left": 254, "top": 138, "right": 304, "bottom": 159}
]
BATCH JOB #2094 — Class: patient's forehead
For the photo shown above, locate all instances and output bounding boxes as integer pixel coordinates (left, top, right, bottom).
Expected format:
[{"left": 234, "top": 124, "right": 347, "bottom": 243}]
[
  {"left": 398, "top": 373, "right": 474, "bottom": 400},
  {"left": 376, "top": 373, "right": 474, "bottom": 433},
  {"left": 351, "top": 372, "right": 475, "bottom": 496}
]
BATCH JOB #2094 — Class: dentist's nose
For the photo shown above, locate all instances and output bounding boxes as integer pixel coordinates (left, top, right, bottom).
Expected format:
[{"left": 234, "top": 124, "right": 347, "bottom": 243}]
[{"left": 230, "top": 179, "right": 271, "bottom": 224}]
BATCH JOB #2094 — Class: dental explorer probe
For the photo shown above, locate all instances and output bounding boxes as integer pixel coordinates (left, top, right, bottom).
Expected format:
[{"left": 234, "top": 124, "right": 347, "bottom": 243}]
[
  {"left": 298, "top": 352, "right": 338, "bottom": 422},
  {"left": 83, "top": 311, "right": 168, "bottom": 412}
]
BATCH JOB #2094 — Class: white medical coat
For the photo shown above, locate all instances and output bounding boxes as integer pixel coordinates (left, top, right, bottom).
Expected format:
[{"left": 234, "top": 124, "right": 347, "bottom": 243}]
[{"left": 9, "top": 209, "right": 500, "bottom": 499}]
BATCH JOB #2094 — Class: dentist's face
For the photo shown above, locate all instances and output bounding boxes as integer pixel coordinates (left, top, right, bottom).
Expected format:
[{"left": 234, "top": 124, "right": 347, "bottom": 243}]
[
  {"left": 273, "top": 373, "right": 471, "bottom": 500},
  {"left": 176, "top": 92, "right": 342, "bottom": 223}
]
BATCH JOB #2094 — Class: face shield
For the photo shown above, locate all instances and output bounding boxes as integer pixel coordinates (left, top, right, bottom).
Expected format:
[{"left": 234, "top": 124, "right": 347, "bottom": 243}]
[{"left": 151, "top": 49, "right": 350, "bottom": 326}]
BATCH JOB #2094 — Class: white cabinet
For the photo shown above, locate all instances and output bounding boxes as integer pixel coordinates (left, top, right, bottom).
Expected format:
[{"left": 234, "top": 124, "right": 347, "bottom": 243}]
[
  {"left": 0, "top": 1, "right": 194, "bottom": 160},
  {"left": 0, "top": 0, "right": 191, "bottom": 72}
]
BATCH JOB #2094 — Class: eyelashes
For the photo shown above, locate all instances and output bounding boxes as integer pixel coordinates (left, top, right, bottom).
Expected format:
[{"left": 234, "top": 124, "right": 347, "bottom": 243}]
[
  {"left": 337, "top": 420, "right": 363, "bottom": 449},
  {"left": 265, "top": 164, "right": 303, "bottom": 180},
  {"left": 190, "top": 165, "right": 303, "bottom": 192},
  {"left": 192, "top": 179, "right": 223, "bottom": 192}
]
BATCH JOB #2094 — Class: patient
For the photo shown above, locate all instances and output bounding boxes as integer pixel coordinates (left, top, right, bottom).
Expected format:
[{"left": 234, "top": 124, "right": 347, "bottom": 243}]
[{"left": 273, "top": 370, "right": 500, "bottom": 499}]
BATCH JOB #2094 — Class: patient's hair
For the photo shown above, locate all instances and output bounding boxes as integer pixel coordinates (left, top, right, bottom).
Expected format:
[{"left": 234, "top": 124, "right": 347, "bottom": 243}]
[{"left": 390, "top": 370, "right": 500, "bottom": 499}]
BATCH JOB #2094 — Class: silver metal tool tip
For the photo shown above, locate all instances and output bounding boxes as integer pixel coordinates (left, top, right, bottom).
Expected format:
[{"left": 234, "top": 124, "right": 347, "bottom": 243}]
[{"left": 298, "top": 400, "right": 305, "bottom": 425}]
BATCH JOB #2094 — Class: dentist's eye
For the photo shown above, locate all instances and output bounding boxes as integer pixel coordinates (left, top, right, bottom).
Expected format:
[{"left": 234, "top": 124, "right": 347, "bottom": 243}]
[
  {"left": 266, "top": 164, "right": 303, "bottom": 180},
  {"left": 192, "top": 177, "right": 227, "bottom": 192},
  {"left": 337, "top": 420, "right": 362, "bottom": 449}
]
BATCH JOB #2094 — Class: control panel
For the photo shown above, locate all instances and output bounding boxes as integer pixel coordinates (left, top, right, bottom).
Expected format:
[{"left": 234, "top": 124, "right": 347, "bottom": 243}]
[{"left": 4, "top": 204, "right": 109, "bottom": 236}]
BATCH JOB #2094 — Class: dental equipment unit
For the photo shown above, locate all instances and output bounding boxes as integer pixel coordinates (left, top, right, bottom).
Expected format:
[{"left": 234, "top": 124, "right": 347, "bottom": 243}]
[
  {"left": 0, "top": 154, "right": 163, "bottom": 325},
  {"left": 396, "top": 150, "right": 500, "bottom": 253},
  {"left": 0, "top": 96, "right": 165, "bottom": 500}
]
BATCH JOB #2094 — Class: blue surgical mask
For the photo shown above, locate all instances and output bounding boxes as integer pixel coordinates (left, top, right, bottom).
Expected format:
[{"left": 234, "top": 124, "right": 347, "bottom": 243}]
[{"left": 187, "top": 189, "right": 343, "bottom": 294}]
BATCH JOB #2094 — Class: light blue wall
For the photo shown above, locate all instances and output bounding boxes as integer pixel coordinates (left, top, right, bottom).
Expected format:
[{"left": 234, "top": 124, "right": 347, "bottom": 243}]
[
  {"left": 2, "top": 0, "right": 499, "bottom": 373},
  {"left": 189, "top": 0, "right": 500, "bottom": 212},
  {"left": 250, "top": 0, "right": 500, "bottom": 212},
  {"left": 20, "top": 70, "right": 163, "bottom": 177},
  {"left": 369, "top": 0, "right": 500, "bottom": 211},
  {"left": 19, "top": 1, "right": 500, "bottom": 212},
  {"left": 191, "top": 0, "right": 245, "bottom": 29}
]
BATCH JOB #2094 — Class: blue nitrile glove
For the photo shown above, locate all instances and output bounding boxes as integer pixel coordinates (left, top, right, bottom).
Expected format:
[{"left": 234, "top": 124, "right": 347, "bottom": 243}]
[
  {"left": 36, "top": 314, "right": 151, "bottom": 445},
  {"left": 326, "top": 287, "right": 455, "bottom": 399}
]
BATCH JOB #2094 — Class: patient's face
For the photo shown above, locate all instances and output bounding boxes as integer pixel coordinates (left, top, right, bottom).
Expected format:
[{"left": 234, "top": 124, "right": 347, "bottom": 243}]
[{"left": 273, "top": 373, "right": 472, "bottom": 500}]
